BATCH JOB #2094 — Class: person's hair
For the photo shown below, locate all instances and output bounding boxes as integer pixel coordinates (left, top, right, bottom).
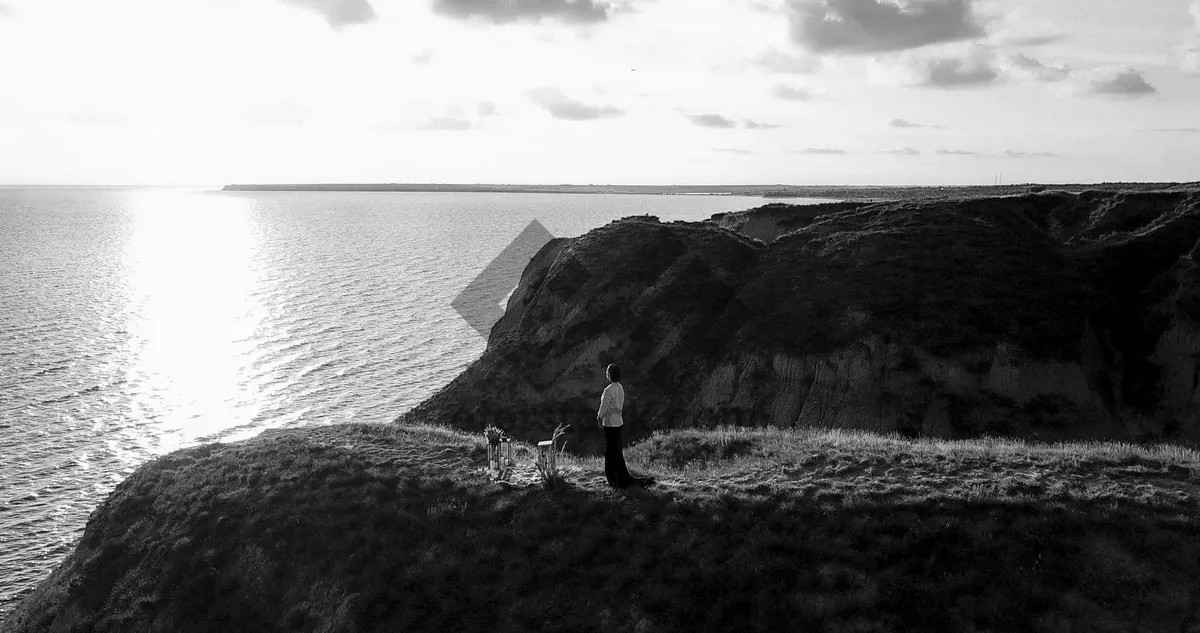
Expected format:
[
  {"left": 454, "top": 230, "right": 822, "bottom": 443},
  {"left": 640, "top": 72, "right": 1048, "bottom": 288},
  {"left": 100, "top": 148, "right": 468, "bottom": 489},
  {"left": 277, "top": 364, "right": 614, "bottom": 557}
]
[{"left": 606, "top": 364, "right": 621, "bottom": 382}]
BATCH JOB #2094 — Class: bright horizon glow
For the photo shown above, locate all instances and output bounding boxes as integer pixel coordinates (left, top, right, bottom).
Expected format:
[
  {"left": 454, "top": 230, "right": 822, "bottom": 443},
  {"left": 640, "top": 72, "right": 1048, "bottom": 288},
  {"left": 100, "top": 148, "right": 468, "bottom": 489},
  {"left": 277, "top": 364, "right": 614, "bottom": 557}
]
[{"left": 0, "top": 0, "right": 1198, "bottom": 186}]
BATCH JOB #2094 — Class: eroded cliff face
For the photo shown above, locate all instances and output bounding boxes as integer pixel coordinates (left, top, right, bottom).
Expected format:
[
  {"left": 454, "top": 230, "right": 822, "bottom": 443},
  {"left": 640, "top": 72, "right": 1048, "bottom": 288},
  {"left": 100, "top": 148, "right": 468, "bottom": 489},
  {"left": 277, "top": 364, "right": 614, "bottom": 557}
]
[{"left": 402, "top": 189, "right": 1200, "bottom": 452}]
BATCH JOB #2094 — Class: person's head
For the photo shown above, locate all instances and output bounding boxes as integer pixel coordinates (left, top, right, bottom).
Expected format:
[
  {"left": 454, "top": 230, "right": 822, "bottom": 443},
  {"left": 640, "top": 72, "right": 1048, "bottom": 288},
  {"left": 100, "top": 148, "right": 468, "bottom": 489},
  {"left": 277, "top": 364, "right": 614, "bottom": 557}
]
[{"left": 606, "top": 364, "right": 621, "bottom": 382}]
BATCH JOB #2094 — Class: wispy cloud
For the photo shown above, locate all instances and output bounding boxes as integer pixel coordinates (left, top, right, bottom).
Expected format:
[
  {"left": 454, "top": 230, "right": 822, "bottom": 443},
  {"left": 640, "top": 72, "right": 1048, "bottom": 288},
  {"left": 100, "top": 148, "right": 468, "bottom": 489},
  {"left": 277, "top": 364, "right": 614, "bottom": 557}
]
[
  {"left": 686, "top": 114, "right": 778, "bottom": 129},
  {"left": 1001, "top": 34, "right": 1067, "bottom": 47},
  {"left": 772, "top": 85, "right": 816, "bottom": 101},
  {"left": 1005, "top": 150, "right": 1060, "bottom": 157},
  {"left": 889, "top": 118, "right": 938, "bottom": 129},
  {"left": 433, "top": 0, "right": 613, "bottom": 24},
  {"left": 1005, "top": 53, "right": 1070, "bottom": 82},
  {"left": 787, "top": 0, "right": 986, "bottom": 55},
  {"left": 883, "top": 147, "right": 921, "bottom": 155},
  {"left": 714, "top": 148, "right": 754, "bottom": 155},
  {"left": 0, "top": 4, "right": 11, "bottom": 18},
  {"left": 1184, "top": 47, "right": 1200, "bottom": 74},
  {"left": 752, "top": 48, "right": 821, "bottom": 74},
  {"left": 1179, "top": 2, "right": 1200, "bottom": 73},
  {"left": 1144, "top": 127, "right": 1200, "bottom": 134},
  {"left": 988, "top": 9, "right": 1067, "bottom": 48},
  {"left": 936, "top": 149, "right": 977, "bottom": 155},
  {"left": 278, "top": 0, "right": 375, "bottom": 27},
  {"left": 792, "top": 148, "right": 847, "bottom": 155},
  {"left": 686, "top": 113, "right": 738, "bottom": 129},
  {"left": 915, "top": 55, "right": 1000, "bottom": 88},
  {"left": 420, "top": 116, "right": 473, "bottom": 131},
  {"left": 528, "top": 88, "right": 624, "bottom": 121},
  {"left": 1085, "top": 66, "right": 1157, "bottom": 97}
]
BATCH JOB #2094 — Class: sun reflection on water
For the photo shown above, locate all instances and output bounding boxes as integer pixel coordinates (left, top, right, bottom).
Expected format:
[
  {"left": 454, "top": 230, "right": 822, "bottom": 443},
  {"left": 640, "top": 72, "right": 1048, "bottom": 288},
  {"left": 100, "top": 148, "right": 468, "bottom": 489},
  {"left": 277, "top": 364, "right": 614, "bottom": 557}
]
[{"left": 122, "top": 191, "right": 264, "bottom": 456}]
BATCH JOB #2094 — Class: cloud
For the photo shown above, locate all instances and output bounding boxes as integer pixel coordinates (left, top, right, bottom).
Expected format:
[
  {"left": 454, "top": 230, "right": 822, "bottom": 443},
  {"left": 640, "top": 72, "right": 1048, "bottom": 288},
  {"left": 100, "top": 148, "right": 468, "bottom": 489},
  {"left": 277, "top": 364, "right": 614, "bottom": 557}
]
[
  {"left": 915, "top": 55, "right": 1000, "bottom": 88},
  {"left": 935, "top": 149, "right": 976, "bottom": 155},
  {"left": 888, "top": 118, "right": 937, "bottom": 128},
  {"left": 412, "top": 51, "right": 434, "bottom": 65},
  {"left": 883, "top": 147, "right": 921, "bottom": 155},
  {"left": 421, "top": 116, "right": 474, "bottom": 131},
  {"left": 433, "top": 0, "right": 613, "bottom": 24},
  {"left": 715, "top": 148, "right": 754, "bottom": 155},
  {"left": 1000, "top": 34, "right": 1067, "bottom": 47},
  {"left": 749, "top": 0, "right": 787, "bottom": 11},
  {"left": 793, "top": 147, "right": 847, "bottom": 155},
  {"left": 1182, "top": 3, "right": 1200, "bottom": 72},
  {"left": 0, "top": 4, "right": 11, "bottom": 18},
  {"left": 1005, "top": 150, "right": 1059, "bottom": 157},
  {"left": 787, "top": 0, "right": 986, "bottom": 55},
  {"left": 1144, "top": 127, "right": 1200, "bottom": 134},
  {"left": 478, "top": 101, "right": 497, "bottom": 116},
  {"left": 686, "top": 113, "right": 738, "bottom": 129},
  {"left": 1005, "top": 53, "right": 1070, "bottom": 82},
  {"left": 686, "top": 114, "right": 777, "bottom": 129},
  {"left": 752, "top": 48, "right": 821, "bottom": 74},
  {"left": 279, "top": 0, "right": 375, "bottom": 27},
  {"left": 1184, "top": 48, "right": 1200, "bottom": 74},
  {"left": 1086, "top": 66, "right": 1157, "bottom": 97},
  {"left": 772, "top": 85, "right": 816, "bottom": 101},
  {"left": 988, "top": 9, "right": 1067, "bottom": 48},
  {"left": 528, "top": 88, "right": 624, "bottom": 120}
]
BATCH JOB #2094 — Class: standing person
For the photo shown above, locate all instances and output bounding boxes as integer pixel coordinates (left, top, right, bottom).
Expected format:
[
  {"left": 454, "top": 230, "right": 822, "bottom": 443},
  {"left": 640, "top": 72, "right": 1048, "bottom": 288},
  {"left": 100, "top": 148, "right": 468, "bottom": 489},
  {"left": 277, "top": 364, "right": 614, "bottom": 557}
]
[{"left": 597, "top": 364, "right": 651, "bottom": 489}]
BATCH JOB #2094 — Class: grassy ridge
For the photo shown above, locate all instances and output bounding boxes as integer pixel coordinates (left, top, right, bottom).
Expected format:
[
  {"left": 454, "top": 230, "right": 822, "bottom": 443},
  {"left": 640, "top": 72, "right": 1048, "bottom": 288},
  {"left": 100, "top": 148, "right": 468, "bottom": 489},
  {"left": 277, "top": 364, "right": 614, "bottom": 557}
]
[{"left": 5, "top": 423, "right": 1200, "bottom": 632}]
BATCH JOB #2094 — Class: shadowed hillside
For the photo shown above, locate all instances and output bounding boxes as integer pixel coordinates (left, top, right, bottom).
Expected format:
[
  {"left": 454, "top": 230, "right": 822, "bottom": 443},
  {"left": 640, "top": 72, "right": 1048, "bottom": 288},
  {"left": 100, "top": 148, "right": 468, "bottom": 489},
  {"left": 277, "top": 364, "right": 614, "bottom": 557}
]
[
  {"left": 5, "top": 423, "right": 1200, "bottom": 632},
  {"left": 403, "top": 188, "right": 1200, "bottom": 455}
]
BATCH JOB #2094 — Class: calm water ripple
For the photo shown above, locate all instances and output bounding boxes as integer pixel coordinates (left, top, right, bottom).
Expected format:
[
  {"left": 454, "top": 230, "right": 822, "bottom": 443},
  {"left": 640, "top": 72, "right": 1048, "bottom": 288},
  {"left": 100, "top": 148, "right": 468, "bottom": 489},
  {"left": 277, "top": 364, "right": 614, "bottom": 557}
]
[{"left": 0, "top": 187, "right": 821, "bottom": 616}]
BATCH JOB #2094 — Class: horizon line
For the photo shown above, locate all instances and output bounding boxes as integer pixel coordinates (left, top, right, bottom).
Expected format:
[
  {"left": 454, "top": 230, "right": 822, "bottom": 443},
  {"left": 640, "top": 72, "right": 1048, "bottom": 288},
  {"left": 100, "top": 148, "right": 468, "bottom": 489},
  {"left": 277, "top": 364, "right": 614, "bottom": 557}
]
[{"left": 2, "top": 180, "right": 1196, "bottom": 189}]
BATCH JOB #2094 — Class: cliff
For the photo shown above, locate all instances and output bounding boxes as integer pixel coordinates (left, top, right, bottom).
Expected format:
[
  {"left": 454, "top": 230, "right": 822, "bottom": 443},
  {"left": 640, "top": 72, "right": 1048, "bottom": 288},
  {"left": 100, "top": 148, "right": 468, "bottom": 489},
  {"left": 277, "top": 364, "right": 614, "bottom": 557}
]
[
  {"left": 402, "top": 189, "right": 1200, "bottom": 453},
  {"left": 6, "top": 424, "right": 1200, "bottom": 632},
  {"left": 9, "top": 186, "right": 1200, "bottom": 631}
]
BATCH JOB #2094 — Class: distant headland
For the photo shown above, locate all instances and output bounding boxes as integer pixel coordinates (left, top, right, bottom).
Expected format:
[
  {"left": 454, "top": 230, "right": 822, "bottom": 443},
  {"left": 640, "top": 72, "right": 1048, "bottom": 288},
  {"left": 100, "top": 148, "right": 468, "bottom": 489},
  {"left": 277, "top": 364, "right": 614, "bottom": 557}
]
[{"left": 222, "top": 181, "right": 1198, "bottom": 200}]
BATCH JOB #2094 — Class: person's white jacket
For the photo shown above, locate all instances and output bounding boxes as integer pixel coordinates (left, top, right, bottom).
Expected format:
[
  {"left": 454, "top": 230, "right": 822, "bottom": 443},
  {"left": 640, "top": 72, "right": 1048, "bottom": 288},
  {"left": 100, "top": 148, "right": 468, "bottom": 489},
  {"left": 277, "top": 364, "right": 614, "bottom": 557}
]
[{"left": 597, "top": 382, "right": 624, "bottom": 427}]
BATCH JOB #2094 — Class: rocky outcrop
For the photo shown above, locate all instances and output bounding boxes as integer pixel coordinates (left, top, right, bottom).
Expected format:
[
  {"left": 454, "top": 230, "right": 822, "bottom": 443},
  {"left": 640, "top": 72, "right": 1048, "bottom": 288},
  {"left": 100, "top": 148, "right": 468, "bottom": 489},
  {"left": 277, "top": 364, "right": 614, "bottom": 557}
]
[{"left": 401, "top": 189, "right": 1200, "bottom": 452}]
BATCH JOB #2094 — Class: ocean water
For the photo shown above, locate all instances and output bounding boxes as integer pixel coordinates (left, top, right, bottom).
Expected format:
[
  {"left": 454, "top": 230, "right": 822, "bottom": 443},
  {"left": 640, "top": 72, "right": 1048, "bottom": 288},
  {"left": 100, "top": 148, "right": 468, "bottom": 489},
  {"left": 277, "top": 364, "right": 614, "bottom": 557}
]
[{"left": 0, "top": 188, "right": 818, "bottom": 614}]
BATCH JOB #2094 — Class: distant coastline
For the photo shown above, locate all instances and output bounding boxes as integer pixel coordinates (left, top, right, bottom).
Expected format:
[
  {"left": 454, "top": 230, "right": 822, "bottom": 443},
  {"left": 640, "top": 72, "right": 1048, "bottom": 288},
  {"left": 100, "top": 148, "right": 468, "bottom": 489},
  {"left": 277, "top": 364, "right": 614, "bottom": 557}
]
[
  {"left": 221, "top": 181, "right": 1199, "bottom": 200},
  {"left": 221, "top": 183, "right": 796, "bottom": 196}
]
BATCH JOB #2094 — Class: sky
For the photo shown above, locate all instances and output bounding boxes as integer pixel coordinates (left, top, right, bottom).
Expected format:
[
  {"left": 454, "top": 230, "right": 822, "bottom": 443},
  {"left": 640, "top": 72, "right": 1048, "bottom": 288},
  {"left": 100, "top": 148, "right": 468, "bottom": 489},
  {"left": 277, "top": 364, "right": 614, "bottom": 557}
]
[{"left": 0, "top": 0, "right": 1197, "bottom": 186}]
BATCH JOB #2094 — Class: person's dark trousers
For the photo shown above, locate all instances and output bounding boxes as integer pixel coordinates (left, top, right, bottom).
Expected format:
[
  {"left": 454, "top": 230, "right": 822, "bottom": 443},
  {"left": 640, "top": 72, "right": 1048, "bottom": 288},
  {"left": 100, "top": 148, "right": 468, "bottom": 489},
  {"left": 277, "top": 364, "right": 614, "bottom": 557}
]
[{"left": 603, "top": 425, "right": 636, "bottom": 488}]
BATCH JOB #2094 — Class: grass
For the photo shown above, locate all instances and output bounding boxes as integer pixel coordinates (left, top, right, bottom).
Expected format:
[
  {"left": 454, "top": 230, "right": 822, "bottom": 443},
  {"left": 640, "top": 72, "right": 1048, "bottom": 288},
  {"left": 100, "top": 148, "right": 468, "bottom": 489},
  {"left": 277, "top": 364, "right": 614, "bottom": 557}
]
[
  {"left": 534, "top": 423, "right": 571, "bottom": 489},
  {"left": 5, "top": 422, "right": 1200, "bottom": 633}
]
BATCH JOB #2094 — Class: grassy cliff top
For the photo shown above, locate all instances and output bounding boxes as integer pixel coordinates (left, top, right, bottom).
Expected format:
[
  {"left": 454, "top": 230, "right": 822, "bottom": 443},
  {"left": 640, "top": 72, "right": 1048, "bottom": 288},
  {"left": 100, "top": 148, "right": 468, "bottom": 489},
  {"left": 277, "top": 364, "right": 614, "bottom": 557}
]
[{"left": 6, "top": 422, "right": 1200, "bottom": 632}]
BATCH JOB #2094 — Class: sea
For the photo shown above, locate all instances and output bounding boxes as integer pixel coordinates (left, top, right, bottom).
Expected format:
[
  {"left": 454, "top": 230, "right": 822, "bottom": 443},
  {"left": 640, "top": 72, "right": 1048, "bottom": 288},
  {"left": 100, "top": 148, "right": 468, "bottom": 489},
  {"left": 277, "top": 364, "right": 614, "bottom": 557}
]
[{"left": 0, "top": 188, "right": 825, "bottom": 615}]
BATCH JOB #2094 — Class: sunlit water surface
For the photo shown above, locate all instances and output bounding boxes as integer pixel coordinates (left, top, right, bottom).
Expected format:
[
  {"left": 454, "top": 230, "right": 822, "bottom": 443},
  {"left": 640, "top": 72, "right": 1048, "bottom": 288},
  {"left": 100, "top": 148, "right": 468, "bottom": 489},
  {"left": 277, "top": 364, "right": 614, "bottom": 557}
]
[{"left": 0, "top": 188, "right": 822, "bottom": 614}]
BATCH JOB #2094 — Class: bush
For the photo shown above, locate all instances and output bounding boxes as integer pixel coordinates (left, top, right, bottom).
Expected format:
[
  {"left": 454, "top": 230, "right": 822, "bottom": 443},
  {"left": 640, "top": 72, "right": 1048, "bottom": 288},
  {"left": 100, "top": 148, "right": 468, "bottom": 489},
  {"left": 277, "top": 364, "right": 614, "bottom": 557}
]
[{"left": 535, "top": 424, "right": 570, "bottom": 489}]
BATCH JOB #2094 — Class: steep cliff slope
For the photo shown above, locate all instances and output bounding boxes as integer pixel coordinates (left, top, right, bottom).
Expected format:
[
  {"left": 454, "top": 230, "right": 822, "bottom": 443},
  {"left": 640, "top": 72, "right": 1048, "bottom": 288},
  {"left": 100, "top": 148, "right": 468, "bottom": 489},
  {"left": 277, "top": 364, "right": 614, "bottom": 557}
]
[
  {"left": 7, "top": 423, "right": 1200, "bottom": 632},
  {"left": 402, "top": 189, "right": 1200, "bottom": 453}
]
